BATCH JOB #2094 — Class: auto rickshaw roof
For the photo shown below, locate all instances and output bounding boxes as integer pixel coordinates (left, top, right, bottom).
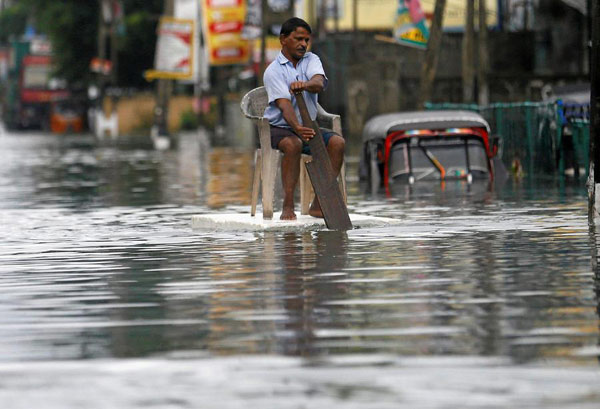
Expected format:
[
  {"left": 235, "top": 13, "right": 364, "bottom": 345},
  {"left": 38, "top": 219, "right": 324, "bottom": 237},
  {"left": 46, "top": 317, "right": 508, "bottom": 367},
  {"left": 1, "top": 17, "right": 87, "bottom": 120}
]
[{"left": 362, "top": 110, "right": 490, "bottom": 142}]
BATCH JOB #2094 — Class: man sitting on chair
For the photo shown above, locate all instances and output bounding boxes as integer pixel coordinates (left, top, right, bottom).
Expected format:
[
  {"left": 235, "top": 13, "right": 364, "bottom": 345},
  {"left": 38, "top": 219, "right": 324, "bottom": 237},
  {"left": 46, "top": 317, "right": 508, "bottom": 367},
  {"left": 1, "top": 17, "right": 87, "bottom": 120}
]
[{"left": 263, "top": 17, "right": 345, "bottom": 220}]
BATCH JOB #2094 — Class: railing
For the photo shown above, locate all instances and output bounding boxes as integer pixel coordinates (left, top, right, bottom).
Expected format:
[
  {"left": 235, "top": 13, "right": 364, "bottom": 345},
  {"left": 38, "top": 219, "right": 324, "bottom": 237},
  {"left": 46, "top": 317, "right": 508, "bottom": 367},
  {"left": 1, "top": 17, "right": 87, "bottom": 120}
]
[
  {"left": 425, "top": 101, "right": 590, "bottom": 178},
  {"left": 569, "top": 119, "right": 590, "bottom": 178}
]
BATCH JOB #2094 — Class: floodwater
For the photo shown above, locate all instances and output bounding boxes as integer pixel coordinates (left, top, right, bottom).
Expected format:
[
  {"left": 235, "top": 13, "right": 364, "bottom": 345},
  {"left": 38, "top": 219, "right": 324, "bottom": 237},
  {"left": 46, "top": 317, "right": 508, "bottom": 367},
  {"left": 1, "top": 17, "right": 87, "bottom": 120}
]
[{"left": 0, "top": 127, "right": 599, "bottom": 408}]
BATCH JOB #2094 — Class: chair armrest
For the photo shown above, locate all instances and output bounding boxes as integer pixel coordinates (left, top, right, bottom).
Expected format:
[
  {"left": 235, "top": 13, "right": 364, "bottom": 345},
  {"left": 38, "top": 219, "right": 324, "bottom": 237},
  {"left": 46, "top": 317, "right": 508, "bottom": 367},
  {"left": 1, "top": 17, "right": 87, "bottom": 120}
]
[{"left": 316, "top": 104, "right": 342, "bottom": 135}]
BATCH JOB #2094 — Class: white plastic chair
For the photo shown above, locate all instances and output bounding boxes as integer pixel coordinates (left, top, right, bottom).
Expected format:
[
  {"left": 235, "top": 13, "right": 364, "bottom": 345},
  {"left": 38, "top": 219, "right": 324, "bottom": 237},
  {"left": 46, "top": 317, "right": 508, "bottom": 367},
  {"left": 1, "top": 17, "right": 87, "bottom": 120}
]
[{"left": 240, "top": 86, "right": 346, "bottom": 219}]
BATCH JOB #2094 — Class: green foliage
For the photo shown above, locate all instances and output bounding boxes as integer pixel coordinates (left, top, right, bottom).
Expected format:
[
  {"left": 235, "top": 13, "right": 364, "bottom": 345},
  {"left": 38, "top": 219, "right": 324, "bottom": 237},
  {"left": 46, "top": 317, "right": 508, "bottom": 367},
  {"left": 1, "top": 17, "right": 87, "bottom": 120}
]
[
  {"left": 0, "top": 3, "right": 27, "bottom": 43},
  {"left": 29, "top": 0, "right": 98, "bottom": 87},
  {"left": 0, "top": 0, "right": 165, "bottom": 89},
  {"left": 180, "top": 109, "right": 199, "bottom": 130},
  {"left": 119, "top": 10, "right": 159, "bottom": 88},
  {"left": 118, "top": 0, "right": 164, "bottom": 87}
]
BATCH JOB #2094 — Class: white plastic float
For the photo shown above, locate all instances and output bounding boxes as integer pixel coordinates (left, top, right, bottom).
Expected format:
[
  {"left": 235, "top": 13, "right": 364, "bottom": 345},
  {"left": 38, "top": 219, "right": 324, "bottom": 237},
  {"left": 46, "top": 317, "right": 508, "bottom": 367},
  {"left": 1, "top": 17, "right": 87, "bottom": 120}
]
[{"left": 191, "top": 212, "right": 399, "bottom": 232}]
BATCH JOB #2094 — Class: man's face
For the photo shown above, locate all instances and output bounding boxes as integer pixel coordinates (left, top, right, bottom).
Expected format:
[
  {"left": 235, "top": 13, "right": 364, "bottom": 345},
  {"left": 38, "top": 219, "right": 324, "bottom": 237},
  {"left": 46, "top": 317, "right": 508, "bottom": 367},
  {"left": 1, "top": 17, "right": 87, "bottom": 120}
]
[{"left": 280, "top": 27, "right": 311, "bottom": 62}]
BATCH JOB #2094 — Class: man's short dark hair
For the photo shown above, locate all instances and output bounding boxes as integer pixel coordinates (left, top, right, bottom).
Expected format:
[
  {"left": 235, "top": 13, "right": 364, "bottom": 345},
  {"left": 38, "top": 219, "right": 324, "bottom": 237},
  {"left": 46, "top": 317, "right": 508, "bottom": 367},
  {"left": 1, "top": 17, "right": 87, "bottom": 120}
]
[{"left": 280, "top": 17, "right": 312, "bottom": 37}]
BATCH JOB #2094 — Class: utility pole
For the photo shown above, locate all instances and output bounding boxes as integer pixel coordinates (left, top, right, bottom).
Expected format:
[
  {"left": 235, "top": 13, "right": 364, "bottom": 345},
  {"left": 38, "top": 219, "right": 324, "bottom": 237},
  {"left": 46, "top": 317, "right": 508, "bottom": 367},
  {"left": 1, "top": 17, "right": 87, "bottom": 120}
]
[
  {"left": 318, "top": 0, "right": 327, "bottom": 39},
  {"left": 97, "top": 0, "right": 108, "bottom": 113},
  {"left": 154, "top": 0, "right": 175, "bottom": 137},
  {"left": 588, "top": 0, "right": 593, "bottom": 73},
  {"left": 462, "top": 0, "right": 475, "bottom": 103},
  {"left": 353, "top": 0, "right": 358, "bottom": 35},
  {"left": 590, "top": 0, "right": 599, "bottom": 221},
  {"left": 477, "top": 0, "right": 489, "bottom": 105},
  {"left": 417, "top": 0, "right": 446, "bottom": 109},
  {"left": 259, "top": 0, "right": 267, "bottom": 85},
  {"left": 110, "top": 4, "right": 119, "bottom": 86}
]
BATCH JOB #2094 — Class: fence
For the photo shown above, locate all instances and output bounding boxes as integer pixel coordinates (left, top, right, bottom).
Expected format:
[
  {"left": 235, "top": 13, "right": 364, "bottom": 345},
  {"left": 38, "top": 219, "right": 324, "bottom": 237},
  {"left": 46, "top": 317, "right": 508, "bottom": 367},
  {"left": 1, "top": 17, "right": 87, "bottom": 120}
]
[{"left": 425, "top": 101, "right": 590, "bottom": 178}]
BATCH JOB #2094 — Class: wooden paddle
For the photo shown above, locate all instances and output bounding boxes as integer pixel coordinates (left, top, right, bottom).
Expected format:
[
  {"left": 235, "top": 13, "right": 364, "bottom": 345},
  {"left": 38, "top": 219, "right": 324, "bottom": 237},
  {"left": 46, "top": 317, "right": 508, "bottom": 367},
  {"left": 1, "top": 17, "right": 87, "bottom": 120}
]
[{"left": 295, "top": 92, "right": 352, "bottom": 231}]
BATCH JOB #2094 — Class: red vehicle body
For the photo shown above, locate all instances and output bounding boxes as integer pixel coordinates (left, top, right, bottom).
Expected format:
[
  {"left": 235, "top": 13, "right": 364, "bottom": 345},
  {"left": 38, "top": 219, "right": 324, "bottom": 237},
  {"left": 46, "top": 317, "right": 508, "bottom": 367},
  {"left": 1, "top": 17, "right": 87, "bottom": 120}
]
[{"left": 49, "top": 99, "right": 84, "bottom": 133}]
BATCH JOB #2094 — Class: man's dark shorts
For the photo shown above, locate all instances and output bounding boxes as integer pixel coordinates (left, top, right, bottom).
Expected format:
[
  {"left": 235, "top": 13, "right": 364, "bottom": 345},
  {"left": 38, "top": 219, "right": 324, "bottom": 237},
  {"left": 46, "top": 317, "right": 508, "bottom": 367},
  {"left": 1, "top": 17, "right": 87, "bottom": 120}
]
[{"left": 270, "top": 125, "right": 338, "bottom": 155}]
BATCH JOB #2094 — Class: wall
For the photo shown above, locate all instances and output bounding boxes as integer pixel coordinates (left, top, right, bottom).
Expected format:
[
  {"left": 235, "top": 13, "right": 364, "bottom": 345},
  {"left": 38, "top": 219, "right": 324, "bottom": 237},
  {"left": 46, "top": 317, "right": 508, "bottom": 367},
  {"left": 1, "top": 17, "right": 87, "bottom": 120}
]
[{"left": 106, "top": 93, "right": 195, "bottom": 136}]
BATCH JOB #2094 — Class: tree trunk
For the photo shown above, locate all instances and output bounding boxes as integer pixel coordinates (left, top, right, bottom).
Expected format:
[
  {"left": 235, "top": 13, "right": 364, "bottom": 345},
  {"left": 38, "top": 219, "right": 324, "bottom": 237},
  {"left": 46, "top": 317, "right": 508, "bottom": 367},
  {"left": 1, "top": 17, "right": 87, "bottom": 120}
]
[
  {"left": 418, "top": 0, "right": 446, "bottom": 109},
  {"left": 462, "top": 0, "right": 475, "bottom": 103},
  {"left": 477, "top": 0, "right": 489, "bottom": 105}
]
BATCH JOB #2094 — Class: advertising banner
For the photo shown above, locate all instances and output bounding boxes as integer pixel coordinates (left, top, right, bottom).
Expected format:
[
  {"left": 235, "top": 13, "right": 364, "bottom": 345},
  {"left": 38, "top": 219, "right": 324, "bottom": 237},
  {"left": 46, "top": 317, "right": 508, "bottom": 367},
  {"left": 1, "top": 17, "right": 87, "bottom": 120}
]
[
  {"left": 202, "top": 0, "right": 249, "bottom": 66},
  {"left": 393, "top": 0, "right": 429, "bottom": 48},
  {"left": 146, "top": 17, "right": 196, "bottom": 80}
]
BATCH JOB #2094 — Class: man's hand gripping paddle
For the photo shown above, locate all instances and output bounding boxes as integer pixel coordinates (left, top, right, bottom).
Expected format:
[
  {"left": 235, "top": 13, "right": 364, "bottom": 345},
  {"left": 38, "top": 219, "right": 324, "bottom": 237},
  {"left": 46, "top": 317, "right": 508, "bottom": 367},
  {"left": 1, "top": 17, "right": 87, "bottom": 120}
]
[{"left": 294, "top": 91, "right": 352, "bottom": 231}]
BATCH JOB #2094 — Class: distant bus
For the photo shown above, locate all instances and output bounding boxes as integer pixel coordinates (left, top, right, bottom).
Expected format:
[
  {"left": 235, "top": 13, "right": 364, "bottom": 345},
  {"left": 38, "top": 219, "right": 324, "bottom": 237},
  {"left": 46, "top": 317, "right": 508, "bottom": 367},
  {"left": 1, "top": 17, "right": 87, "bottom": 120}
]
[{"left": 2, "top": 38, "right": 69, "bottom": 130}]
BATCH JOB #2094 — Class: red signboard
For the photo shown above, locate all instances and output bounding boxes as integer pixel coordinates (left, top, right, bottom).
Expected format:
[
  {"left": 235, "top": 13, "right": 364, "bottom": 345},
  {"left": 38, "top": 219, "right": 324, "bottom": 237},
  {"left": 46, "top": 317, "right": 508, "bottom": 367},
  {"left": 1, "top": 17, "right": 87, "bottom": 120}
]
[
  {"left": 209, "top": 21, "right": 243, "bottom": 34},
  {"left": 23, "top": 55, "right": 52, "bottom": 66},
  {"left": 206, "top": 0, "right": 242, "bottom": 7},
  {"left": 21, "top": 89, "right": 69, "bottom": 103}
]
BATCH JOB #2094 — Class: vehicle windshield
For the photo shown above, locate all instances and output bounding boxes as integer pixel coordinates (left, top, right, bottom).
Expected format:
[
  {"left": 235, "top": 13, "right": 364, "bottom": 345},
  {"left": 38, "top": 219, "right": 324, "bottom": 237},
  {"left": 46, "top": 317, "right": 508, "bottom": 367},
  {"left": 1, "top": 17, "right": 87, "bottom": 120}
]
[
  {"left": 389, "top": 135, "right": 489, "bottom": 181},
  {"left": 54, "top": 102, "right": 81, "bottom": 116}
]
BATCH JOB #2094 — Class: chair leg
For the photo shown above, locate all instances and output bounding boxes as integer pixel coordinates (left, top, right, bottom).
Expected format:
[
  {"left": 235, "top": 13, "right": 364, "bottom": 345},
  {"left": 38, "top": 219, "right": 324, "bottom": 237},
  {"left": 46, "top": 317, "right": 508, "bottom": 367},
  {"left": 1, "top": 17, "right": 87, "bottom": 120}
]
[
  {"left": 251, "top": 149, "right": 261, "bottom": 217},
  {"left": 339, "top": 160, "right": 347, "bottom": 204},
  {"left": 300, "top": 154, "right": 313, "bottom": 215},
  {"left": 261, "top": 149, "right": 280, "bottom": 220}
]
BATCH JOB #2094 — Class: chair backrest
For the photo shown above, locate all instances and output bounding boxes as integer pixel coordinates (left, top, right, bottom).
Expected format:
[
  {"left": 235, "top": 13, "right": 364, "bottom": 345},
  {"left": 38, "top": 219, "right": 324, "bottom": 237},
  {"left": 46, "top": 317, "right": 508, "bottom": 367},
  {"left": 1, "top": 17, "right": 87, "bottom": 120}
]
[
  {"left": 240, "top": 86, "right": 341, "bottom": 135},
  {"left": 240, "top": 86, "right": 268, "bottom": 121}
]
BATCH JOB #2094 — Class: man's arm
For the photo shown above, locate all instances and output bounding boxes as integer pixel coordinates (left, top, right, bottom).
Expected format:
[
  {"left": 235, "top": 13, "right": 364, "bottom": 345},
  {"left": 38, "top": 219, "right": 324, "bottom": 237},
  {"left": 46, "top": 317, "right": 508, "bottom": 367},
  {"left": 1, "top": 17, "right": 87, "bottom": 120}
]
[
  {"left": 275, "top": 74, "right": 326, "bottom": 141},
  {"left": 275, "top": 98, "right": 314, "bottom": 141},
  {"left": 289, "top": 74, "right": 325, "bottom": 94}
]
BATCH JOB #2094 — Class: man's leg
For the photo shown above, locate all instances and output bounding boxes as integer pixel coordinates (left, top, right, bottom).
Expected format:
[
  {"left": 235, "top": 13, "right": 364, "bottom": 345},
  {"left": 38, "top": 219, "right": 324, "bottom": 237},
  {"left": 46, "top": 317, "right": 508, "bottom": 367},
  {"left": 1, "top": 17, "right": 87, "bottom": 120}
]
[
  {"left": 278, "top": 136, "right": 303, "bottom": 220},
  {"left": 309, "top": 134, "right": 345, "bottom": 218}
]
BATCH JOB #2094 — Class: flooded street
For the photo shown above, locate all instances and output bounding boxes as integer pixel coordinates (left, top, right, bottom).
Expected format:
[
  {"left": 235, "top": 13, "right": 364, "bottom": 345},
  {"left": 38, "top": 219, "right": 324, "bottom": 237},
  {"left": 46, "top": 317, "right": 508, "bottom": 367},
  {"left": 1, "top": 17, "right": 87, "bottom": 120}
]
[{"left": 0, "top": 128, "right": 599, "bottom": 408}]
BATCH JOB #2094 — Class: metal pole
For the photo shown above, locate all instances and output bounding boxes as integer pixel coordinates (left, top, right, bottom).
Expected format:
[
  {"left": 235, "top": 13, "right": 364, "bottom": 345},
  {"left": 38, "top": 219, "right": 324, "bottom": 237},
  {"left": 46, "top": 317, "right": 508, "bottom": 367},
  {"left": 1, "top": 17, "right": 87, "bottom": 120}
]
[
  {"left": 417, "top": 0, "right": 446, "bottom": 109},
  {"left": 353, "top": 0, "right": 358, "bottom": 34},
  {"left": 319, "top": 0, "right": 327, "bottom": 39},
  {"left": 110, "top": 0, "right": 118, "bottom": 86},
  {"left": 590, "top": 0, "right": 600, "bottom": 221},
  {"left": 462, "top": 0, "right": 475, "bottom": 103},
  {"left": 334, "top": 0, "right": 339, "bottom": 33},
  {"left": 98, "top": 1, "right": 107, "bottom": 112},
  {"left": 259, "top": 0, "right": 267, "bottom": 86},
  {"left": 154, "top": 0, "right": 175, "bottom": 137},
  {"left": 588, "top": 0, "right": 593, "bottom": 74},
  {"left": 590, "top": 0, "right": 600, "bottom": 182}
]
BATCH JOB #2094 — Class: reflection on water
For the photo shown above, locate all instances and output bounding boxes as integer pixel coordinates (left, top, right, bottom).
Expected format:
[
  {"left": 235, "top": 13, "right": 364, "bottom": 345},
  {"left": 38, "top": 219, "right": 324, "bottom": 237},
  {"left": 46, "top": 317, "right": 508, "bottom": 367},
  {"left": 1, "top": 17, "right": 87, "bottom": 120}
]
[
  {"left": 206, "top": 147, "right": 253, "bottom": 209},
  {"left": 0, "top": 129, "right": 599, "bottom": 407}
]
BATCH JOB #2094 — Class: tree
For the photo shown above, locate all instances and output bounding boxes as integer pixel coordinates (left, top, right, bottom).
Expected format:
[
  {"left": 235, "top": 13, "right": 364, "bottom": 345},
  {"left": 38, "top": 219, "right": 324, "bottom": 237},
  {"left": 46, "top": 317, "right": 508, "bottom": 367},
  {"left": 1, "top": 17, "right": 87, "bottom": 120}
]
[
  {"left": 418, "top": 0, "right": 447, "bottom": 108},
  {"left": 0, "top": 2, "right": 27, "bottom": 43},
  {"left": 0, "top": 0, "right": 164, "bottom": 88}
]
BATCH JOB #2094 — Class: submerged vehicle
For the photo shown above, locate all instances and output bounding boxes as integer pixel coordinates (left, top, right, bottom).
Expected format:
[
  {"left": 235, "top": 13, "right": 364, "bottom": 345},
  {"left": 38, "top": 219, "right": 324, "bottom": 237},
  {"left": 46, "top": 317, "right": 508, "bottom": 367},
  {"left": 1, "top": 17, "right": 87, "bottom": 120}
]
[
  {"left": 360, "top": 110, "right": 500, "bottom": 191},
  {"left": 49, "top": 99, "right": 84, "bottom": 134}
]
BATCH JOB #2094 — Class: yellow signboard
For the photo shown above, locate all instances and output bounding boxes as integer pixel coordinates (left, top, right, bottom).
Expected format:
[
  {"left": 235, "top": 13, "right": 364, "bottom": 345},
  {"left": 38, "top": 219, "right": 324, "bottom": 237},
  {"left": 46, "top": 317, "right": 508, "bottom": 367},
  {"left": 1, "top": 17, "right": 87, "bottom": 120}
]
[
  {"left": 319, "top": 0, "right": 499, "bottom": 31},
  {"left": 202, "top": 0, "right": 250, "bottom": 66}
]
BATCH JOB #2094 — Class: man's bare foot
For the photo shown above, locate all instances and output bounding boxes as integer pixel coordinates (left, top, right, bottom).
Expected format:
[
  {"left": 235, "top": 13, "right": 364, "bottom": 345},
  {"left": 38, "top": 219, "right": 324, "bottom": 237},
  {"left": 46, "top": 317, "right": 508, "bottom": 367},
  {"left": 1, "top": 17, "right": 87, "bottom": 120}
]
[
  {"left": 308, "top": 197, "right": 324, "bottom": 218},
  {"left": 280, "top": 206, "right": 297, "bottom": 220}
]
